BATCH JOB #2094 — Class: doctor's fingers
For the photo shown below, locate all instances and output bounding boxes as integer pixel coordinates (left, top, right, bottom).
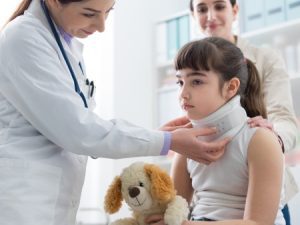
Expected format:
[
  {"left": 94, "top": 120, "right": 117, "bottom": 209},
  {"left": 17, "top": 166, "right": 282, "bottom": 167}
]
[
  {"left": 160, "top": 116, "right": 192, "bottom": 131},
  {"left": 160, "top": 122, "right": 192, "bottom": 132},
  {"left": 203, "top": 137, "right": 231, "bottom": 160},
  {"left": 190, "top": 126, "right": 218, "bottom": 136},
  {"left": 170, "top": 128, "right": 226, "bottom": 158},
  {"left": 180, "top": 138, "right": 230, "bottom": 164}
]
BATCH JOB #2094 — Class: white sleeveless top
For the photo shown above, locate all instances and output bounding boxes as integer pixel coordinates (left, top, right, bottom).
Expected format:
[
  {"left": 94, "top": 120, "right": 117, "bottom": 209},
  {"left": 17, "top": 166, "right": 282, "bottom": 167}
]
[{"left": 187, "top": 96, "right": 285, "bottom": 225}]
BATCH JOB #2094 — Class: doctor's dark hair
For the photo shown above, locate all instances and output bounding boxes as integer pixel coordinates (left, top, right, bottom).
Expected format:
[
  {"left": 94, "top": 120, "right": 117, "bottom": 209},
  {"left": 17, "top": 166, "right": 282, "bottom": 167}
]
[
  {"left": 7, "top": 0, "right": 84, "bottom": 23},
  {"left": 189, "top": 0, "right": 236, "bottom": 12},
  {"left": 175, "top": 37, "right": 267, "bottom": 119}
]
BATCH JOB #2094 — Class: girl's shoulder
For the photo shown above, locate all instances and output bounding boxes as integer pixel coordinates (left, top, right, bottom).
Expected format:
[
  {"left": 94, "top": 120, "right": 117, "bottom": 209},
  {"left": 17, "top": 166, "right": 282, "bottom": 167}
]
[{"left": 247, "top": 127, "right": 283, "bottom": 161}]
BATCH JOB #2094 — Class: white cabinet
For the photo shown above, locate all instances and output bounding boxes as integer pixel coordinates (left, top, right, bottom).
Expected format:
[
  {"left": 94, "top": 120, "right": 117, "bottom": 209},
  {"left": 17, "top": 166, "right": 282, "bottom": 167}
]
[{"left": 153, "top": 11, "right": 201, "bottom": 127}]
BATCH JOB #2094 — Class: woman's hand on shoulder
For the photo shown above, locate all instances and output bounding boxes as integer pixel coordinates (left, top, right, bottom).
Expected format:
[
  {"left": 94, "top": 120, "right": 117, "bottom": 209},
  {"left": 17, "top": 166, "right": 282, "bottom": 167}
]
[{"left": 247, "top": 116, "right": 273, "bottom": 131}]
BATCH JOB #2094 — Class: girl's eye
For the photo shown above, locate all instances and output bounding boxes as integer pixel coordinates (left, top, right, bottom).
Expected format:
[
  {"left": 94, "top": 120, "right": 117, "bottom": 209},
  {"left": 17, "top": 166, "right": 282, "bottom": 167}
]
[
  {"left": 192, "top": 79, "right": 203, "bottom": 85},
  {"left": 176, "top": 80, "right": 183, "bottom": 87},
  {"left": 83, "top": 13, "right": 96, "bottom": 18},
  {"left": 139, "top": 182, "right": 144, "bottom": 187}
]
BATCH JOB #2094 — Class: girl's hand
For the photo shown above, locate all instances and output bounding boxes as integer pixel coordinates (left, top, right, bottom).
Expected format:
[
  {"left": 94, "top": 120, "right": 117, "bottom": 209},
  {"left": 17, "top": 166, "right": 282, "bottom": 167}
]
[
  {"left": 145, "top": 215, "right": 166, "bottom": 225},
  {"left": 247, "top": 116, "right": 273, "bottom": 131},
  {"left": 159, "top": 116, "right": 192, "bottom": 132}
]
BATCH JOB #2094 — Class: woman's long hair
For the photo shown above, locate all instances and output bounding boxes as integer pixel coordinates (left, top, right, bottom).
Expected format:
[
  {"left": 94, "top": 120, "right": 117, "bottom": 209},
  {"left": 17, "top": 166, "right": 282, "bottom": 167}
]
[
  {"left": 175, "top": 37, "right": 267, "bottom": 119},
  {"left": 6, "top": 0, "right": 83, "bottom": 24}
]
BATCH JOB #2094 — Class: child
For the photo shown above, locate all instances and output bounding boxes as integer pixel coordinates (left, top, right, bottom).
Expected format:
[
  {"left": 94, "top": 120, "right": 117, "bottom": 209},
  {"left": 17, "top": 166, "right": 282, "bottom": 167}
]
[
  {"left": 147, "top": 37, "right": 285, "bottom": 225},
  {"left": 189, "top": 1, "right": 298, "bottom": 222}
]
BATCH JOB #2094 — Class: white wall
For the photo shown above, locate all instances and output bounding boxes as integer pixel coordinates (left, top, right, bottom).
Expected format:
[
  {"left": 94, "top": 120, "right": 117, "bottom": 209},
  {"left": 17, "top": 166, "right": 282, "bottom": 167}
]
[
  {"left": 105, "top": 0, "right": 190, "bottom": 221},
  {"left": 112, "top": 0, "right": 188, "bottom": 129}
]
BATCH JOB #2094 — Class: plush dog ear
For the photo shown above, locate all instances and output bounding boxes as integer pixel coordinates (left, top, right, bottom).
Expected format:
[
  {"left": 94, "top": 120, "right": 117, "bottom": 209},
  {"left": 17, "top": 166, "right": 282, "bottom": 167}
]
[
  {"left": 104, "top": 176, "right": 123, "bottom": 214},
  {"left": 144, "top": 164, "right": 176, "bottom": 203}
]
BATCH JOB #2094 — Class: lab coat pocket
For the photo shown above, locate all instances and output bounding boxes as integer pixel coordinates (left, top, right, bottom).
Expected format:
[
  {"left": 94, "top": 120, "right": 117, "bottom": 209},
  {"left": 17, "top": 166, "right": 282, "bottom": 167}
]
[{"left": 0, "top": 159, "right": 61, "bottom": 225}]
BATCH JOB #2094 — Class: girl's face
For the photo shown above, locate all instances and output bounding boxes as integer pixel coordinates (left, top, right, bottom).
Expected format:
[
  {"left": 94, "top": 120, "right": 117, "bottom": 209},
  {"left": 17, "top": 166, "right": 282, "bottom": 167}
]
[
  {"left": 176, "top": 68, "right": 229, "bottom": 120},
  {"left": 191, "top": 0, "right": 238, "bottom": 41},
  {"left": 47, "top": 0, "right": 115, "bottom": 38}
]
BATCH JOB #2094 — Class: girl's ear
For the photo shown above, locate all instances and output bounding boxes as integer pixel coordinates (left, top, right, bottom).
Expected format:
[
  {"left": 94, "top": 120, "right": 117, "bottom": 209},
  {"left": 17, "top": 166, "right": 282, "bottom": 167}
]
[{"left": 224, "top": 77, "right": 240, "bottom": 100}]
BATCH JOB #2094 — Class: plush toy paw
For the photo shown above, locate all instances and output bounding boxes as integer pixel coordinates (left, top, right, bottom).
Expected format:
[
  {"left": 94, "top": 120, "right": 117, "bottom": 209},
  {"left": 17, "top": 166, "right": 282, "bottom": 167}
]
[{"left": 164, "top": 195, "right": 189, "bottom": 225}]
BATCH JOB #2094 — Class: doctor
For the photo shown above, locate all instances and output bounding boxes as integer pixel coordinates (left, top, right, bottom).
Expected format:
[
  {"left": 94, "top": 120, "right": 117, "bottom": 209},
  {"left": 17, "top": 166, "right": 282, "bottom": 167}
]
[{"left": 0, "top": 0, "right": 230, "bottom": 224}]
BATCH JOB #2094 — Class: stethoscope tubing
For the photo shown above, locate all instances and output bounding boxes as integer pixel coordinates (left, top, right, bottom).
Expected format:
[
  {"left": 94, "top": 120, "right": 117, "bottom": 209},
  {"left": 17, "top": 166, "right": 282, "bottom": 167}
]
[{"left": 40, "top": 0, "right": 88, "bottom": 108}]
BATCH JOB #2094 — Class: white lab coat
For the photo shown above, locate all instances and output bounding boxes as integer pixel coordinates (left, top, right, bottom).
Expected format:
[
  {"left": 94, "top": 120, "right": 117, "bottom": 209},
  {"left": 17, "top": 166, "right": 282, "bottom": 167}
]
[
  {"left": 237, "top": 37, "right": 299, "bottom": 203},
  {"left": 0, "top": 0, "right": 164, "bottom": 224}
]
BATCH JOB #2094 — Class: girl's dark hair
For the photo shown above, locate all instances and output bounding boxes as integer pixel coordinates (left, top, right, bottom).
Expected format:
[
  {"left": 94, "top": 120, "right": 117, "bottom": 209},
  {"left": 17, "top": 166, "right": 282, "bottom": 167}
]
[
  {"left": 189, "top": 0, "right": 236, "bottom": 12},
  {"left": 7, "top": 0, "right": 83, "bottom": 23},
  {"left": 175, "top": 37, "right": 267, "bottom": 119}
]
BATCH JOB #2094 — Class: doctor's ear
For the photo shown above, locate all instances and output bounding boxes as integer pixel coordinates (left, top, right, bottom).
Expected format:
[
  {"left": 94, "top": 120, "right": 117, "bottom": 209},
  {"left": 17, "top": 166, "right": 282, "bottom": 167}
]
[
  {"left": 46, "top": 0, "right": 64, "bottom": 9},
  {"left": 223, "top": 77, "right": 240, "bottom": 100}
]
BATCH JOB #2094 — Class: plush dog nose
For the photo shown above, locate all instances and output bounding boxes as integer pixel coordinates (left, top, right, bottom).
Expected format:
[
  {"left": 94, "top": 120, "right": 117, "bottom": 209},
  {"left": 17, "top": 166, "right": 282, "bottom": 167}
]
[{"left": 129, "top": 187, "right": 140, "bottom": 198}]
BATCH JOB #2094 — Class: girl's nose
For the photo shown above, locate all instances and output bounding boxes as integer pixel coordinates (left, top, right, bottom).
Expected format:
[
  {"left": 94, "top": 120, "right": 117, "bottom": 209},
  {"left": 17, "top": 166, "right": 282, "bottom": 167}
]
[{"left": 180, "top": 87, "right": 190, "bottom": 100}]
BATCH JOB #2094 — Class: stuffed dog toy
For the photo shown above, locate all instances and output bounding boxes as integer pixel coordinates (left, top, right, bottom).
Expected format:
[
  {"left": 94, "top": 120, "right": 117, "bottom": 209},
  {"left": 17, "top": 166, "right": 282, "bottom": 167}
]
[{"left": 104, "top": 162, "right": 189, "bottom": 225}]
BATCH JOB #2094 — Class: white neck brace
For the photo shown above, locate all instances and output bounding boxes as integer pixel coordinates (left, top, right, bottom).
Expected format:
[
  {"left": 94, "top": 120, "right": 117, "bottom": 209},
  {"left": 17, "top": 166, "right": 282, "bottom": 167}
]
[{"left": 191, "top": 96, "right": 248, "bottom": 141}]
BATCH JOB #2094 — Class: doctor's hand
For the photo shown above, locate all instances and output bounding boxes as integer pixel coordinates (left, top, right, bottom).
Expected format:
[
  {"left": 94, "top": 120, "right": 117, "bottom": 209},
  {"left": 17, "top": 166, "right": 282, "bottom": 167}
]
[
  {"left": 170, "top": 127, "right": 231, "bottom": 164},
  {"left": 159, "top": 116, "right": 192, "bottom": 132}
]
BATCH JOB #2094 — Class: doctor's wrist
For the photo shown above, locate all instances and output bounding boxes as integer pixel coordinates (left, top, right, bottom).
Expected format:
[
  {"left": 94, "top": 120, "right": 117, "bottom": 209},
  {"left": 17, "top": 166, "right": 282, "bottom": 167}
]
[{"left": 160, "top": 132, "right": 171, "bottom": 155}]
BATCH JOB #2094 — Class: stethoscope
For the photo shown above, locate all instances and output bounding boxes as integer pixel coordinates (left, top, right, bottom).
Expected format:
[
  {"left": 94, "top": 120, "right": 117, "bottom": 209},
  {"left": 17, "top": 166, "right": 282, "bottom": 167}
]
[{"left": 40, "top": 0, "right": 94, "bottom": 108}]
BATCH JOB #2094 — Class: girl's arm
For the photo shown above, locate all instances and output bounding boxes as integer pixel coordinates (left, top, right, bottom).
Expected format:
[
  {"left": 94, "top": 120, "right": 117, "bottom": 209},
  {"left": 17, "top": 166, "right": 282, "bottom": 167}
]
[
  {"left": 243, "top": 128, "right": 284, "bottom": 224},
  {"left": 171, "top": 153, "right": 194, "bottom": 204},
  {"left": 150, "top": 128, "right": 284, "bottom": 225}
]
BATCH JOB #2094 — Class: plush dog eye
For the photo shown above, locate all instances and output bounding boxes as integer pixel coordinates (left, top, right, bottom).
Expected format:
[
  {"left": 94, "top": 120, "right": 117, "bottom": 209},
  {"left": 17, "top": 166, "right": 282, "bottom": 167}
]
[{"left": 139, "top": 182, "right": 144, "bottom": 187}]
